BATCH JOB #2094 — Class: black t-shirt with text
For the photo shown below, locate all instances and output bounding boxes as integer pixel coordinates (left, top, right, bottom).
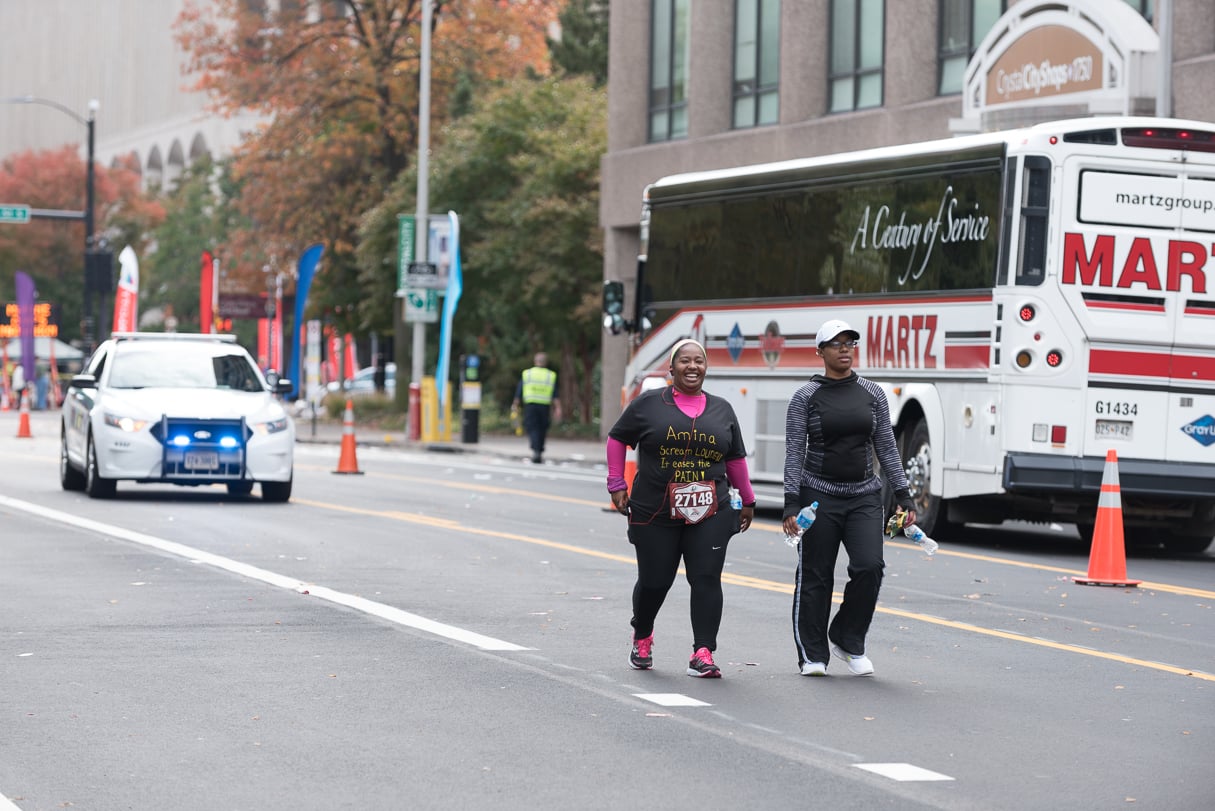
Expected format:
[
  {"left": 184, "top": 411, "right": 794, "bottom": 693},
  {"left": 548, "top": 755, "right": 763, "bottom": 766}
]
[{"left": 609, "top": 387, "right": 748, "bottom": 525}]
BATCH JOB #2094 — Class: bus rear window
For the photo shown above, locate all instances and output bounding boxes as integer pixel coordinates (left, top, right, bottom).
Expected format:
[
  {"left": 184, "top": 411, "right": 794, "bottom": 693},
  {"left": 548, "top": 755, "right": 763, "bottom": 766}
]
[{"left": 1122, "top": 127, "right": 1215, "bottom": 153}]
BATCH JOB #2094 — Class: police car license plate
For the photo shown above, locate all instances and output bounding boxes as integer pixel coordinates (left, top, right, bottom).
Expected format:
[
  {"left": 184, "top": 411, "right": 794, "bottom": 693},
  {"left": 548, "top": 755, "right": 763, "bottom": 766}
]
[
  {"left": 185, "top": 451, "right": 219, "bottom": 470},
  {"left": 1095, "top": 420, "right": 1132, "bottom": 440}
]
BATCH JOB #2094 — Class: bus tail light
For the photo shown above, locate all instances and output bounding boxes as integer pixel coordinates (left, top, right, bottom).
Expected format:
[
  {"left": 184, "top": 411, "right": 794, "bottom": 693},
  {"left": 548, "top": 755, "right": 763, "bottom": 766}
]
[
  {"left": 1019, "top": 304, "right": 1036, "bottom": 322},
  {"left": 1015, "top": 350, "right": 1033, "bottom": 368},
  {"left": 1033, "top": 424, "right": 1068, "bottom": 444},
  {"left": 1046, "top": 349, "right": 1063, "bottom": 367}
]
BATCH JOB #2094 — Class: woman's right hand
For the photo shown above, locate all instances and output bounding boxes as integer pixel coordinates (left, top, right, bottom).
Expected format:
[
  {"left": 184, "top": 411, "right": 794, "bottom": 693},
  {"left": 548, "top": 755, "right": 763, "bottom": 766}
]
[
  {"left": 782, "top": 516, "right": 800, "bottom": 537},
  {"left": 611, "top": 489, "right": 629, "bottom": 516}
]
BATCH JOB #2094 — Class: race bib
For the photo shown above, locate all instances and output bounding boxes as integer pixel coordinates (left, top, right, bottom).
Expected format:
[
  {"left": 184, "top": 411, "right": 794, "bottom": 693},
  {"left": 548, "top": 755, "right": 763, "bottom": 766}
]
[{"left": 668, "top": 480, "right": 718, "bottom": 524}]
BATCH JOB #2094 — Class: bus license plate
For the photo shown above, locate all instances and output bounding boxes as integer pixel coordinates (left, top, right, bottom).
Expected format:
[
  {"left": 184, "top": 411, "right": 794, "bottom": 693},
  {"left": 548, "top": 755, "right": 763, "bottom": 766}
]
[
  {"left": 185, "top": 451, "right": 219, "bottom": 470},
  {"left": 1095, "top": 420, "right": 1132, "bottom": 440}
]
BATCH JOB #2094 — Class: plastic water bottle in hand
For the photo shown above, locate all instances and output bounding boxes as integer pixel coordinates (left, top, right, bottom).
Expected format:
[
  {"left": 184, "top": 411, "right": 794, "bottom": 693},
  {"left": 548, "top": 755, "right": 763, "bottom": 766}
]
[
  {"left": 784, "top": 501, "right": 819, "bottom": 548},
  {"left": 729, "top": 487, "right": 743, "bottom": 510},
  {"left": 904, "top": 524, "right": 939, "bottom": 556}
]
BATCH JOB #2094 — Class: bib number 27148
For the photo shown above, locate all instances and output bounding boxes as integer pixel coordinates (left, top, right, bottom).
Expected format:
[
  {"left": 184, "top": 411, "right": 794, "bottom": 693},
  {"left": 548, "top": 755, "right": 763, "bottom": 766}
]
[{"left": 668, "top": 480, "right": 718, "bottom": 524}]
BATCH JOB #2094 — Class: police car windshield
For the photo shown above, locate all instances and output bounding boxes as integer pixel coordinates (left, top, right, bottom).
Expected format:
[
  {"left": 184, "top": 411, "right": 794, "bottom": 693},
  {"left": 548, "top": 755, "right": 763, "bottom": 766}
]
[{"left": 108, "top": 346, "right": 264, "bottom": 392}]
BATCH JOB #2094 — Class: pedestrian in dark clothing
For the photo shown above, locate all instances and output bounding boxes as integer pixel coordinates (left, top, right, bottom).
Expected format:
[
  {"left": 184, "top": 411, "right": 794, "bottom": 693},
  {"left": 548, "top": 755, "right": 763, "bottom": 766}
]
[
  {"left": 783, "top": 320, "right": 916, "bottom": 678},
  {"left": 607, "top": 338, "right": 756, "bottom": 678},
  {"left": 512, "top": 352, "right": 561, "bottom": 463}
]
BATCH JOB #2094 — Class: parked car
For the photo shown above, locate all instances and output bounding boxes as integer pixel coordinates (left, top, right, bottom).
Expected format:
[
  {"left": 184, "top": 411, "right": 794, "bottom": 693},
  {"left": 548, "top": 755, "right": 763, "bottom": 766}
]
[
  {"left": 327, "top": 362, "right": 396, "bottom": 399},
  {"left": 60, "top": 333, "right": 295, "bottom": 501}
]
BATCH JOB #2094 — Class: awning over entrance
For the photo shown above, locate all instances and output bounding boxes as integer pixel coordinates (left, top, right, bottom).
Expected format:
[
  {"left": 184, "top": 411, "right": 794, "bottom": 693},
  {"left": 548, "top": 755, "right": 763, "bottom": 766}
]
[{"left": 952, "top": 0, "right": 1159, "bottom": 133}]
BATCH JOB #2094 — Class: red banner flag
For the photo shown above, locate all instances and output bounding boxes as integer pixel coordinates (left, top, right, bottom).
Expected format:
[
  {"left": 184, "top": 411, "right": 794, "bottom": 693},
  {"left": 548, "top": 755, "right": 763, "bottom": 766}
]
[
  {"left": 200, "top": 251, "right": 214, "bottom": 334},
  {"left": 112, "top": 246, "right": 139, "bottom": 333}
]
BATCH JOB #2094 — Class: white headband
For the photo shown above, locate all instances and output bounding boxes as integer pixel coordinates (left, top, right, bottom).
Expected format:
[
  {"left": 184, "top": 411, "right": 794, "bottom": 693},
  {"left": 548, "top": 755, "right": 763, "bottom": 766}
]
[{"left": 669, "top": 338, "right": 706, "bottom": 366}]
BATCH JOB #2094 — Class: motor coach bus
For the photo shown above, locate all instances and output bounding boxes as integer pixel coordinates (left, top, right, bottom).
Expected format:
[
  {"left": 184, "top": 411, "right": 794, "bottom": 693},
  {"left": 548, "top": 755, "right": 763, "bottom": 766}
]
[{"left": 605, "top": 117, "right": 1215, "bottom": 554}]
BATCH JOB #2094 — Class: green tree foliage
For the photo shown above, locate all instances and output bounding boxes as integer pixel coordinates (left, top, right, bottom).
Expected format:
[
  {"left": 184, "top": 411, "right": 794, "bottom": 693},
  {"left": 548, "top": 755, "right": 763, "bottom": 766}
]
[
  {"left": 175, "top": 0, "right": 559, "bottom": 329},
  {"left": 0, "top": 147, "right": 162, "bottom": 344},
  {"left": 548, "top": 0, "right": 609, "bottom": 86},
  {"left": 358, "top": 75, "right": 607, "bottom": 422},
  {"left": 143, "top": 157, "right": 239, "bottom": 334}
]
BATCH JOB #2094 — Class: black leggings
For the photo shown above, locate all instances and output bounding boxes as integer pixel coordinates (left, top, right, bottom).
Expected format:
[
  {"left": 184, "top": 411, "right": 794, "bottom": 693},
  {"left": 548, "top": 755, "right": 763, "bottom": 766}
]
[{"left": 627, "top": 508, "right": 737, "bottom": 652}]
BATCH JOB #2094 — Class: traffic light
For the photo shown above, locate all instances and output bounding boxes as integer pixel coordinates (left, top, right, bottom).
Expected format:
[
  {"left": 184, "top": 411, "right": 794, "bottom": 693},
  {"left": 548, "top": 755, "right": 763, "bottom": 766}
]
[
  {"left": 602, "top": 280, "right": 626, "bottom": 335},
  {"left": 85, "top": 249, "right": 115, "bottom": 294}
]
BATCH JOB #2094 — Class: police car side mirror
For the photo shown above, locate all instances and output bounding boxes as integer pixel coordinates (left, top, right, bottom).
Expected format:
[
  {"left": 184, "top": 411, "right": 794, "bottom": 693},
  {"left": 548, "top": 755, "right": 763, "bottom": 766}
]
[{"left": 68, "top": 374, "right": 97, "bottom": 389}]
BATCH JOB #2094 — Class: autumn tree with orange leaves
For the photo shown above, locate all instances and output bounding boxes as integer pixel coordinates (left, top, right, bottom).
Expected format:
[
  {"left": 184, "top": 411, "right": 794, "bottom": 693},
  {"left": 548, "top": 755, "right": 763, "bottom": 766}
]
[
  {"left": 174, "top": 0, "right": 561, "bottom": 327},
  {"left": 0, "top": 147, "right": 163, "bottom": 344}
]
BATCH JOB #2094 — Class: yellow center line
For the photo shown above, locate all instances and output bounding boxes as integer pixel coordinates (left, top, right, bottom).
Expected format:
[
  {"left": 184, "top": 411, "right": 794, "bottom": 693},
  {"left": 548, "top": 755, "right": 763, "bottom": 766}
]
[
  {"left": 294, "top": 495, "right": 1215, "bottom": 682},
  {"left": 298, "top": 464, "right": 1215, "bottom": 599}
]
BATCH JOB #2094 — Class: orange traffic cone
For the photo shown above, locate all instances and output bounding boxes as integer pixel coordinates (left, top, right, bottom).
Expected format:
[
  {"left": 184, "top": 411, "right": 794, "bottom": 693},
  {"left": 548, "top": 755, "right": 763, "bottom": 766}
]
[
  {"left": 1074, "top": 450, "right": 1140, "bottom": 587},
  {"left": 332, "top": 398, "right": 364, "bottom": 475},
  {"left": 16, "top": 391, "right": 32, "bottom": 438}
]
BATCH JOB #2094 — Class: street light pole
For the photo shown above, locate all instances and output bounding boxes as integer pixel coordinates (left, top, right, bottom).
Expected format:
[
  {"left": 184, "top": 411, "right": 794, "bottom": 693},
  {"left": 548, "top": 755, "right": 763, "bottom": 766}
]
[
  {"left": 1, "top": 95, "right": 100, "bottom": 353},
  {"left": 84, "top": 99, "right": 98, "bottom": 354}
]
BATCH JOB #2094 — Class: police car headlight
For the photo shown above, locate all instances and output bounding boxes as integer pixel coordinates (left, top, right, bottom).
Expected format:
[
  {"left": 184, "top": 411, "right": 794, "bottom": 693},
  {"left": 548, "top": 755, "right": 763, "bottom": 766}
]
[
  {"left": 251, "top": 417, "right": 290, "bottom": 435},
  {"left": 104, "top": 413, "right": 148, "bottom": 432}
]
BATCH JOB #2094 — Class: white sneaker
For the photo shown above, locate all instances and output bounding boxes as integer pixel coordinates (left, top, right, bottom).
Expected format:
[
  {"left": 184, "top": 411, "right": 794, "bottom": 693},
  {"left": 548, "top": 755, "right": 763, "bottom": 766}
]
[
  {"left": 830, "top": 643, "right": 874, "bottom": 676},
  {"left": 800, "top": 661, "right": 827, "bottom": 677}
]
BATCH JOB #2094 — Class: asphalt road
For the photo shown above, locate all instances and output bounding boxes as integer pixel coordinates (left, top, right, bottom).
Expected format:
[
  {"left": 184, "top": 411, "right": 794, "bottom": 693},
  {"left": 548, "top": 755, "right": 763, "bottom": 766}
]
[{"left": 1, "top": 410, "right": 1212, "bottom": 810}]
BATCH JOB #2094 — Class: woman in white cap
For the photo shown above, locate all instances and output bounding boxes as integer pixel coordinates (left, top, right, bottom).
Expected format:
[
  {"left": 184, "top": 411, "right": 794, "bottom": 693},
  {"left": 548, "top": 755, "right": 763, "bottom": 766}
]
[
  {"left": 606, "top": 338, "right": 756, "bottom": 678},
  {"left": 782, "top": 319, "right": 915, "bottom": 678}
]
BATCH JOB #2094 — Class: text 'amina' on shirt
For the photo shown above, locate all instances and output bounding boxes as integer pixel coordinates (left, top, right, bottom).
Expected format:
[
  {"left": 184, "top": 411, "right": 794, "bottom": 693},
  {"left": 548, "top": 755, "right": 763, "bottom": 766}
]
[
  {"left": 607, "top": 387, "right": 747, "bottom": 524},
  {"left": 782, "top": 372, "right": 912, "bottom": 511}
]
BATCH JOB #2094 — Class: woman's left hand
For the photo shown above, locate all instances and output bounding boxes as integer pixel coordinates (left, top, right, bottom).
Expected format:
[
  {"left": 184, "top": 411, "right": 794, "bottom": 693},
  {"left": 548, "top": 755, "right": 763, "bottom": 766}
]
[{"left": 739, "top": 506, "right": 754, "bottom": 532}]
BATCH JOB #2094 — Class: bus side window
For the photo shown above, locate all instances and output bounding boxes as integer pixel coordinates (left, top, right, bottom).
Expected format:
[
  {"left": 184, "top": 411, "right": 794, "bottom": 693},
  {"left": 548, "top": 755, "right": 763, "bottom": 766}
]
[{"left": 1016, "top": 156, "right": 1051, "bottom": 286}]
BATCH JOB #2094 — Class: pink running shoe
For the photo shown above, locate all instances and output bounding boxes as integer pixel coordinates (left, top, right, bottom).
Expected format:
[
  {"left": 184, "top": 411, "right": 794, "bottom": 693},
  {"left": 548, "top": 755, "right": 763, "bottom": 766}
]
[
  {"left": 629, "top": 635, "right": 653, "bottom": 670},
  {"left": 686, "top": 647, "right": 721, "bottom": 678}
]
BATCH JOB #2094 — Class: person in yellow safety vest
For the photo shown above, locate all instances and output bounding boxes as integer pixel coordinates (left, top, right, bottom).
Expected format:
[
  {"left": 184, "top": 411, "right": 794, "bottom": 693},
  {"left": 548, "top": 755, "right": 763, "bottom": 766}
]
[{"left": 512, "top": 351, "right": 562, "bottom": 464}]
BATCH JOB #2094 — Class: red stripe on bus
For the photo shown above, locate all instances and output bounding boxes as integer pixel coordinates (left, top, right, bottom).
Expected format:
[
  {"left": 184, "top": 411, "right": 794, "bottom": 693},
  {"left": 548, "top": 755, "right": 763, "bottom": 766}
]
[
  {"left": 1183, "top": 305, "right": 1215, "bottom": 317},
  {"left": 943, "top": 344, "right": 989, "bottom": 369},
  {"left": 1085, "top": 299, "right": 1166, "bottom": 313},
  {"left": 1090, "top": 349, "right": 1215, "bottom": 382}
]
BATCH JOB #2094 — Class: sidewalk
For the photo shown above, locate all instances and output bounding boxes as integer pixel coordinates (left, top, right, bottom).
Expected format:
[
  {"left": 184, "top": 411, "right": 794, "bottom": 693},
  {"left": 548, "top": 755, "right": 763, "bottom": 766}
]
[{"left": 293, "top": 413, "right": 606, "bottom": 469}]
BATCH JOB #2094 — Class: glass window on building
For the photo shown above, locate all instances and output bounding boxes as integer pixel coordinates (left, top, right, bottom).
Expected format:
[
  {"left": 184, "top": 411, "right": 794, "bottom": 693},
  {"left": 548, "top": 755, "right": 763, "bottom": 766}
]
[
  {"left": 938, "top": 1, "right": 1005, "bottom": 96},
  {"left": 734, "top": 0, "right": 781, "bottom": 128},
  {"left": 1122, "top": 0, "right": 1154, "bottom": 21},
  {"left": 829, "top": 0, "right": 885, "bottom": 113},
  {"left": 650, "top": 0, "right": 691, "bottom": 142}
]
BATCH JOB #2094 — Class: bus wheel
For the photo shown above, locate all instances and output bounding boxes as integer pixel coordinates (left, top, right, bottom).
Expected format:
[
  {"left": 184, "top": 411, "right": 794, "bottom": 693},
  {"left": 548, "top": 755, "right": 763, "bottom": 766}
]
[
  {"left": 900, "top": 419, "right": 945, "bottom": 535},
  {"left": 1161, "top": 533, "right": 1213, "bottom": 556}
]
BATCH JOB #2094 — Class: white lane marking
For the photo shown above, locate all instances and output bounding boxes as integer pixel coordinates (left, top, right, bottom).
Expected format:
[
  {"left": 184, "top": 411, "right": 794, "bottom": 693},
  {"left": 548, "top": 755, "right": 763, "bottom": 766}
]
[
  {"left": 633, "top": 693, "right": 712, "bottom": 707},
  {"left": 854, "top": 763, "right": 955, "bottom": 782},
  {"left": 0, "top": 495, "right": 529, "bottom": 652},
  {"left": 0, "top": 794, "right": 21, "bottom": 810}
]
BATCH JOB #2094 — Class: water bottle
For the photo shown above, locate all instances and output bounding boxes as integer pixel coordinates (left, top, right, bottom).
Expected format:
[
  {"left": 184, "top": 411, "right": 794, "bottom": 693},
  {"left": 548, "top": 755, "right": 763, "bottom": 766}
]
[
  {"left": 784, "top": 501, "right": 819, "bottom": 547},
  {"left": 729, "top": 487, "right": 743, "bottom": 510},
  {"left": 904, "top": 524, "right": 939, "bottom": 556}
]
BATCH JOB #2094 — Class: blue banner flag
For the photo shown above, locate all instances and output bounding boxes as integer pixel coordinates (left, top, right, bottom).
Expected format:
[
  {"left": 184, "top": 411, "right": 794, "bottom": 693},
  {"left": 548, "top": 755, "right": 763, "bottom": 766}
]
[
  {"left": 287, "top": 244, "right": 325, "bottom": 397},
  {"left": 436, "top": 211, "right": 462, "bottom": 408}
]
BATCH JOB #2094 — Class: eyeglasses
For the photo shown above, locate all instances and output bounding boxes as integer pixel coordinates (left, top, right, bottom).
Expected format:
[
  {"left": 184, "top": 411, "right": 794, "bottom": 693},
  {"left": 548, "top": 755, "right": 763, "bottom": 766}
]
[{"left": 822, "top": 339, "right": 859, "bottom": 350}]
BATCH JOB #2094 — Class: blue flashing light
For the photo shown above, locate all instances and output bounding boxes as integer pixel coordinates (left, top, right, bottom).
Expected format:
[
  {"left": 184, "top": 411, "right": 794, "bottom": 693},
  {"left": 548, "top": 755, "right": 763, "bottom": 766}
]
[
  {"left": 219, "top": 436, "right": 239, "bottom": 449},
  {"left": 172, "top": 435, "right": 191, "bottom": 447}
]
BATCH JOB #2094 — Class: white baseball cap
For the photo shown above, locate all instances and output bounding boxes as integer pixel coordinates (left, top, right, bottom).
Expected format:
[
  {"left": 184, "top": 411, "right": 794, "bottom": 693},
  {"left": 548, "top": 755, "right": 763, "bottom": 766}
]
[{"left": 815, "top": 319, "right": 860, "bottom": 346}]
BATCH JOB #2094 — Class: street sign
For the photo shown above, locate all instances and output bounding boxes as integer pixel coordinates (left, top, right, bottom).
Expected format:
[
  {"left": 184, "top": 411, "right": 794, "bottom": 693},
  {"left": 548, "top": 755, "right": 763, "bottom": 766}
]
[
  {"left": 405, "top": 261, "right": 448, "bottom": 290},
  {"left": 404, "top": 288, "right": 439, "bottom": 323},
  {"left": 0, "top": 204, "right": 30, "bottom": 224}
]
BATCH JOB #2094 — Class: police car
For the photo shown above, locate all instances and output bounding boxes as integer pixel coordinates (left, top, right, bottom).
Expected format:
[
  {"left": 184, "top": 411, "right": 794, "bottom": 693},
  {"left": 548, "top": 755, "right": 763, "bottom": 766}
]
[{"left": 59, "top": 333, "right": 295, "bottom": 501}]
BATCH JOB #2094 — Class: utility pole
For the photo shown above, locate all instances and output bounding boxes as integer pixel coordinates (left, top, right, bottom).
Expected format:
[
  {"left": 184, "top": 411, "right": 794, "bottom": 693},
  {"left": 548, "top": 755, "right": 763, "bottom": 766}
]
[{"left": 401, "top": 0, "right": 435, "bottom": 440}]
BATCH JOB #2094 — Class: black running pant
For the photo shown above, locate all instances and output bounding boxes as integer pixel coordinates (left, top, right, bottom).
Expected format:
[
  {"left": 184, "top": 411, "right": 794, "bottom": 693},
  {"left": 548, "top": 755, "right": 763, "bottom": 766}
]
[
  {"left": 792, "top": 488, "right": 885, "bottom": 666},
  {"left": 627, "top": 508, "right": 736, "bottom": 652},
  {"left": 522, "top": 403, "right": 551, "bottom": 455}
]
